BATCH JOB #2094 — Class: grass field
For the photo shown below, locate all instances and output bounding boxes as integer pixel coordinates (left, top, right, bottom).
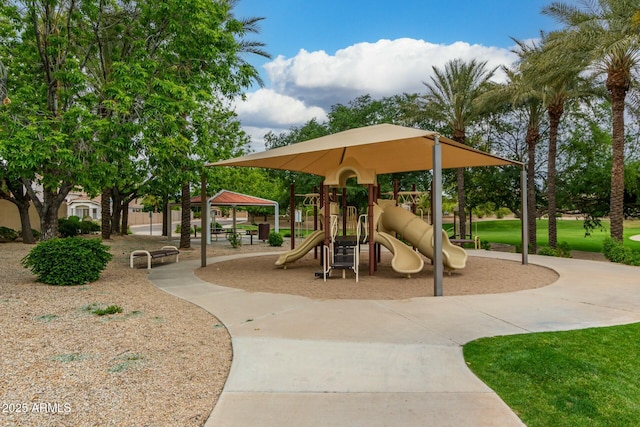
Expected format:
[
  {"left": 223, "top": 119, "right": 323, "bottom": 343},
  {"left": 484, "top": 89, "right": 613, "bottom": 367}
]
[
  {"left": 464, "top": 323, "right": 640, "bottom": 427},
  {"left": 464, "top": 219, "right": 640, "bottom": 253}
]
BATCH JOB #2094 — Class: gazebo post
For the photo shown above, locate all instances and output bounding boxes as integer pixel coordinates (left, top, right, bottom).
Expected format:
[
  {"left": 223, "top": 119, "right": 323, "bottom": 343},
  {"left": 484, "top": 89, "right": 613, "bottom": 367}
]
[
  {"left": 521, "top": 167, "right": 529, "bottom": 265},
  {"left": 433, "top": 136, "right": 444, "bottom": 296},
  {"left": 368, "top": 183, "right": 374, "bottom": 276},
  {"left": 200, "top": 171, "right": 207, "bottom": 268}
]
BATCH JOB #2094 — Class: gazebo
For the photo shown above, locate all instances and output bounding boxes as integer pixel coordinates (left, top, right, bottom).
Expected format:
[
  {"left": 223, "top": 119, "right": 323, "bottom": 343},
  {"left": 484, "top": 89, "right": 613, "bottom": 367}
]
[
  {"left": 202, "top": 124, "right": 526, "bottom": 296},
  {"left": 191, "top": 190, "right": 279, "bottom": 244}
]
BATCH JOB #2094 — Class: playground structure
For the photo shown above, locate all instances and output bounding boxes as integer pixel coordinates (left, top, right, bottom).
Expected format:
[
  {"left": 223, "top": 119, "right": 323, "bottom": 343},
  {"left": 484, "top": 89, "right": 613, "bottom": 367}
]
[
  {"left": 275, "top": 189, "right": 468, "bottom": 280},
  {"left": 207, "top": 124, "right": 526, "bottom": 296}
]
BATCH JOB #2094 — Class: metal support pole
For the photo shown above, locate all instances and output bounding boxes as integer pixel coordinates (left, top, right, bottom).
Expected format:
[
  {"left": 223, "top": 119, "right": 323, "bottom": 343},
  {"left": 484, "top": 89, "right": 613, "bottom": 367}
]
[
  {"left": 521, "top": 167, "right": 529, "bottom": 265},
  {"left": 433, "top": 136, "right": 443, "bottom": 296},
  {"left": 368, "top": 183, "right": 375, "bottom": 276},
  {"left": 290, "top": 183, "right": 295, "bottom": 250},
  {"left": 200, "top": 172, "right": 207, "bottom": 268}
]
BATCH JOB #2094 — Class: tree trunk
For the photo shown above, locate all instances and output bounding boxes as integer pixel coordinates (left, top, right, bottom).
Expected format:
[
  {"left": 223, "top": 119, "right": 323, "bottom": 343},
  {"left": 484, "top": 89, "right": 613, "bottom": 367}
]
[
  {"left": 24, "top": 181, "right": 74, "bottom": 241},
  {"left": 162, "top": 195, "right": 169, "bottom": 236},
  {"left": 111, "top": 188, "right": 122, "bottom": 235},
  {"left": 607, "top": 71, "right": 628, "bottom": 242},
  {"left": 453, "top": 129, "right": 466, "bottom": 239},
  {"left": 17, "top": 201, "right": 35, "bottom": 243},
  {"left": 456, "top": 168, "right": 466, "bottom": 238},
  {"left": 121, "top": 201, "right": 129, "bottom": 236},
  {"left": 525, "top": 125, "right": 540, "bottom": 252},
  {"left": 101, "top": 188, "right": 112, "bottom": 240},
  {"left": 180, "top": 182, "right": 191, "bottom": 249},
  {"left": 1, "top": 179, "right": 36, "bottom": 243},
  {"left": 547, "top": 102, "right": 564, "bottom": 249}
]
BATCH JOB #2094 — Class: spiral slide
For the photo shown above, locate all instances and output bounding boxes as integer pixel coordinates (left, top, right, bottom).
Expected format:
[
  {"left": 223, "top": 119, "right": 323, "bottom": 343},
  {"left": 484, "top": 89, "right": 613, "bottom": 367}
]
[
  {"left": 275, "top": 230, "right": 325, "bottom": 267},
  {"left": 379, "top": 204, "right": 467, "bottom": 270}
]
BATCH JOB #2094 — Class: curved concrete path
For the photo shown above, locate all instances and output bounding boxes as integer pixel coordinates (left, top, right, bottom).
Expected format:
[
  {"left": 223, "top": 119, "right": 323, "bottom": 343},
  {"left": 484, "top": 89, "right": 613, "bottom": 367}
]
[{"left": 149, "top": 251, "right": 640, "bottom": 427}]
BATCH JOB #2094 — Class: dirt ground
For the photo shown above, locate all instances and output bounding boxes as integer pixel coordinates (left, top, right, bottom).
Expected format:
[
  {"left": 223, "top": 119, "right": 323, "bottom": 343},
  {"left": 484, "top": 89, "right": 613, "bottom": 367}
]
[{"left": 195, "top": 248, "right": 560, "bottom": 300}]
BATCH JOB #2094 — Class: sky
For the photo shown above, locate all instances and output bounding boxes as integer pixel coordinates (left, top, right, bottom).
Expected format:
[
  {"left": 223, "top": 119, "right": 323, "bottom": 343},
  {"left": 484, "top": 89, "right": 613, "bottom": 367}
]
[{"left": 231, "top": 0, "right": 576, "bottom": 152}]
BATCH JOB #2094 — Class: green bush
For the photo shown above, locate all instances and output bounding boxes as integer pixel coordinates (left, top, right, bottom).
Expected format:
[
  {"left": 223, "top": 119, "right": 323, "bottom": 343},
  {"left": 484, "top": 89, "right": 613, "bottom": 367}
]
[
  {"left": 22, "top": 237, "right": 113, "bottom": 285},
  {"left": 58, "top": 217, "right": 81, "bottom": 237},
  {"left": 228, "top": 232, "right": 242, "bottom": 248},
  {"left": 79, "top": 220, "right": 100, "bottom": 234},
  {"left": 538, "top": 242, "right": 572, "bottom": 258},
  {"left": 268, "top": 232, "right": 284, "bottom": 247},
  {"left": 537, "top": 246, "right": 556, "bottom": 256},
  {"left": 0, "top": 226, "right": 18, "bottom": 242},
  {"left": 602, "top": 237, "right": 640, "bottom": 266},
  {"left": 480, "top": 240, "right": 491, "bottom": 250},
  {"left": 19, "top": 228, "right": 41, "bottom": 240}
]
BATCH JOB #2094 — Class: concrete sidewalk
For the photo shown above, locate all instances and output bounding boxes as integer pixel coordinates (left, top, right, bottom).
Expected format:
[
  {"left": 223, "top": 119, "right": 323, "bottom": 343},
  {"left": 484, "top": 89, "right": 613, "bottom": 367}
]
[{"left": 148, "top": 251, "right": 640, "bottom": 427}]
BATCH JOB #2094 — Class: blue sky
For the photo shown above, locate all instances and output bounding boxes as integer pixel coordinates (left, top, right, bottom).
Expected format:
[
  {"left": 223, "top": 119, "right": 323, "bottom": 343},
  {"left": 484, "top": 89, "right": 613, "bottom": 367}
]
[{"left": 231, "top": 0, "right": 575, "bottom": 151}]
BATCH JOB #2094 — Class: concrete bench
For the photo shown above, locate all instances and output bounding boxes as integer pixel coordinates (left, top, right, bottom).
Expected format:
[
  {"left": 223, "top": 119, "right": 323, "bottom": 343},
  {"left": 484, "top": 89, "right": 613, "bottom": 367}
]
[{"left": 130, "top": 246, "right": 180, "bottom": 269}]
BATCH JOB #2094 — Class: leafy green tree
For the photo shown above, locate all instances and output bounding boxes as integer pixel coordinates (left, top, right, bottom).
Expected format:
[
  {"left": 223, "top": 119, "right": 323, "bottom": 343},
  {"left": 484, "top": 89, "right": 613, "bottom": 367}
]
[
  {"left": 422, "top": 58, "right": 496, "bottom": 239},
  {"left": 543, "top": 0, "right": 640, "bottom": 241}
]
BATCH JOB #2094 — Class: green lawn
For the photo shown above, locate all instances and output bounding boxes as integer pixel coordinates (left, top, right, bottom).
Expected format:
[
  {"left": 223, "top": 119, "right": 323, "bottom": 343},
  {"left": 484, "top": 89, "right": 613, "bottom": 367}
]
[
  {"left": 465, "top": 219, "right": 640, "bottom": 252},
  {"left": 464, "top": 323, "right": 640, "bottom": 427}
]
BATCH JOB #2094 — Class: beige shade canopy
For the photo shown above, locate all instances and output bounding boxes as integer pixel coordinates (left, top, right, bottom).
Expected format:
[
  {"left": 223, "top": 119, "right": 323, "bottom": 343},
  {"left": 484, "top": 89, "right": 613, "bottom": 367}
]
[{"left": 210, "top": 124, "right": 522, "bottom": 179}]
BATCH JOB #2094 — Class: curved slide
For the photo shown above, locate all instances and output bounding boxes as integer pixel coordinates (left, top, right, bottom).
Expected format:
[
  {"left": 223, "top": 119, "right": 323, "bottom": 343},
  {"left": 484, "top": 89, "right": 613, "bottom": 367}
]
[
  {"left": 275, "top": 230, "right": 325, "bottom": 267},
  {"left": 374, "top": 231, "right": 424, "bottom": 276},
  {"left": 380, "top": 204, "right": 467, "bottom": 270}
]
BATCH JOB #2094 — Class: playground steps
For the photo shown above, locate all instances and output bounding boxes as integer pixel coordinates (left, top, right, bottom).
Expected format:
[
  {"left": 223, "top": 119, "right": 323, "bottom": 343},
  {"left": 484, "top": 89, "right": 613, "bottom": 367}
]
[{"left": 331, "top": 236, "right": 358, "bottom": 271}]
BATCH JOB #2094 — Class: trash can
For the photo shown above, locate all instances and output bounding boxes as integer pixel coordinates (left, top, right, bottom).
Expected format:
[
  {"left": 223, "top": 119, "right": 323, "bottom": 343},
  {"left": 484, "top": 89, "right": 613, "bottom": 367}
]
[{"left": 258, "top": 223, "right": 270, "bottom": 241}]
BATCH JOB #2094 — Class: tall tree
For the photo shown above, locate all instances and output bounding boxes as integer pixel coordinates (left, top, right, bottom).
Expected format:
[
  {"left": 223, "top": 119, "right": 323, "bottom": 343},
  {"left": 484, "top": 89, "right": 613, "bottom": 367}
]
[
  {"left": 520, "top": 31, "right": 598, "bottom": 248},
  {"left": 543, "top": 0, "right": 640, "bottom": 241},
  {"left": 422, "top": 58, "right": 496, "bottom": 239}
]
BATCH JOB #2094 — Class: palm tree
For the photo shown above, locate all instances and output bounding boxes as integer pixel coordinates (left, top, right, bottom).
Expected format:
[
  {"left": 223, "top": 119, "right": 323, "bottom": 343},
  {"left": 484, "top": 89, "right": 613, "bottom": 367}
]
[
  {"left": 518, "top": 32, "right": 597, "bottom": 248},
  {"left": 543, "top": 0, "right": 640, "bottom": 241},
  {"left": 422, "top": 59, "right": 496, "bottom": 240}
]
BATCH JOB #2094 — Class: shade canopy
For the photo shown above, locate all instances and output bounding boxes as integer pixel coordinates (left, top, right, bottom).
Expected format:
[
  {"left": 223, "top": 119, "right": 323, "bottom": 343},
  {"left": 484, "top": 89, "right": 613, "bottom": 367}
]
[{"left": 210, "top": 124, "right": 521, "bottom": 180}]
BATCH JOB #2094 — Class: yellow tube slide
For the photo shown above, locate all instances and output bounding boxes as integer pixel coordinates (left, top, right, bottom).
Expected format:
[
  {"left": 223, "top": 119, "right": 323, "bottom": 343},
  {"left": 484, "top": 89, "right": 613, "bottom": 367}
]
[{"left": 275, "top": 230, "right": 325, "bottom": 267}]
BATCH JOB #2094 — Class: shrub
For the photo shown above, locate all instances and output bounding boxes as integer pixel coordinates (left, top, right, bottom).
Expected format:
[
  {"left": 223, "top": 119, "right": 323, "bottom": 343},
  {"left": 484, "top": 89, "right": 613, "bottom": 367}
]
[
  {"left": 480, "top": 240, "right": 491, "bottom": 250},
  {"left": 268, "top": 232, "right": 284, "bottom": 247},
  {"left": 0, "top": 226, "right": 18, "bottom": 242},
  {"left": 79, "top": 220, "right": 100, "bottom": 234},
  {"left": 58, "top": 217, "right": 81, "bottom": 237},
  {"left": 537, "top": 246, "right": 556, "bottom": 257},
  {"left": 22, "top": 237, "right": 113, "bottom": 285},
  {"left": 92, "top": 305, "right": 123, "bottom": 316},
  {"left": 602, "top": 237, "right": 640, "bottom": 266},
  {"left": 228, "top": 232, "right": 242, "bottom": 248},
  {"left": 19, "top": 228, "right": 41, "bottom": 240},
  {"left": 556, "top": 241, "right": 572, "bottom": 258}
]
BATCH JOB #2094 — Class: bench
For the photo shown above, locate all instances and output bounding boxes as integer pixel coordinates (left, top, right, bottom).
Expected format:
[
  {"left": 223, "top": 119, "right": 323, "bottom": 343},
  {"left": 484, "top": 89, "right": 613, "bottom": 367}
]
[
  {"left": 130, "top": 246, "right": 180, "bottom": 269},
  {"left": 211, "top": 228, "right": 233, "bottom": 242},
  {"left": 450, "top": 236, "right": 480, "bottom": 250},
  {"left": 245, "top": 229, "right": 257, "bottom": 244}
]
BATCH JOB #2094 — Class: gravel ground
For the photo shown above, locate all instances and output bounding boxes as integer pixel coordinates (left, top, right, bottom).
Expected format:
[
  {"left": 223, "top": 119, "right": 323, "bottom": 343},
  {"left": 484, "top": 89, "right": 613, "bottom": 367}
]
[{"left": 0, "top": 235, "right": 242, "bottom": 427}]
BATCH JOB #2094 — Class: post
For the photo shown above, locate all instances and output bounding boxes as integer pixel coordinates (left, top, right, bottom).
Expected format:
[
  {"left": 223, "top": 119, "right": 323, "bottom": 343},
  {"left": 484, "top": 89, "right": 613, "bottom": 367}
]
[
  {"left": 433, "top": 136, "right": 443, "bottom": 296},
  {"left": 290, "top": 183, "right": 295, "bottom": 250},
  {"left": 200, "top": 172, "right": 207, "bottom": 268},
  {"left": 314, "top": 185, "right": 318, "bottom": 259},
  {"left": 342, "top": 187, "right": 347, "bottom": 236},
  {"left": 368, "top": 183, "right": 375, "bottom": 276},
  {"left": 521, "top": 167, "right": 529, "bottom": 265}
]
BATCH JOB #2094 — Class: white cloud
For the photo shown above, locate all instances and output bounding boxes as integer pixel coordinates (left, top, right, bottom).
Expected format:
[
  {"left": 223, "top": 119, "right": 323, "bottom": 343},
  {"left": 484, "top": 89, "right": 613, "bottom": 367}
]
[
  {"left": 235, "top": 38, "right": 518, "bottom": 150},
  {"left": 234, "top": 88, "right": 327, "bottom": 128},
  {"left": 264, "top": 38, "right": 517, "bottom": 109}
]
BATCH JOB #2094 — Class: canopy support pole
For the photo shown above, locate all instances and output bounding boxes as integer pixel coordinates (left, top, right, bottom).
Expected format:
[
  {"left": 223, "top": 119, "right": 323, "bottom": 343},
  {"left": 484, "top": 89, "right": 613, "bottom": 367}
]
[
  {"left": 368, "top": 183, "right": 375, "bottom": 276},
  {"left": 201, "top": 171, "right": 207, "bottom": 268},
  {"left": 433, "top": 136, "right": 443, "bottom": 296},
  {"left": 521, "top": 167, "right": 529, "bottom": 265}
]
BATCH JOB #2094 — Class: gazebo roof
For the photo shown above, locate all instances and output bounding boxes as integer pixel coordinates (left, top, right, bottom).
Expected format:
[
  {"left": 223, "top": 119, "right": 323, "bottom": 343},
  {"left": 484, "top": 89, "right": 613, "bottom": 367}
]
[{"left": 191, "top": 190, "right": 277, "bottom": 207}]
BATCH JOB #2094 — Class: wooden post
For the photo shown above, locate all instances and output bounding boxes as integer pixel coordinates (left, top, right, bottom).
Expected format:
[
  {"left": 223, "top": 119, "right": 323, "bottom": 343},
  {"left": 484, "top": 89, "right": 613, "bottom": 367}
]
[{"left": 314, "top": 185, "right": 318, "bottom": 259}]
